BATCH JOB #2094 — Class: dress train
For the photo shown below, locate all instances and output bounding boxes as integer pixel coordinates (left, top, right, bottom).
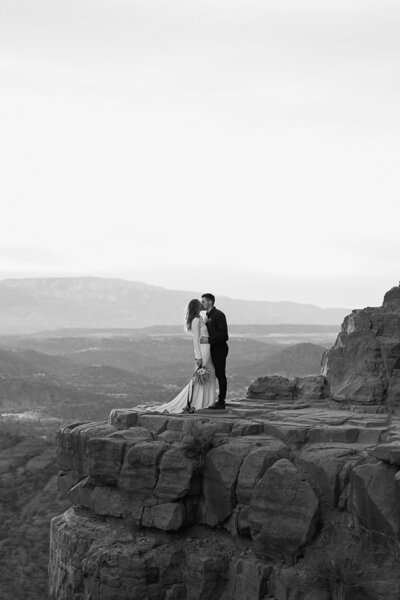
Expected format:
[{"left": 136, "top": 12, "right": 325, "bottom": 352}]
[{"left": 142, "top": 343, "right": 215, "bottom": 414}]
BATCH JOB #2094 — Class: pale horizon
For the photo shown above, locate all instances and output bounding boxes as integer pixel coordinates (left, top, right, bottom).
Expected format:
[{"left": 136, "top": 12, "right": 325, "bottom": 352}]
[{"left": 1, "top": 0, "right": 399, "bottom": 311}]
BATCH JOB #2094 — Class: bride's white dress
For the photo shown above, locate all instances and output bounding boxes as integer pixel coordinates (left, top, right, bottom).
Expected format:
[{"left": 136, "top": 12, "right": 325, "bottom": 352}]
[{"left": 142, "top": 316, "right": 216, "bottom": 413}]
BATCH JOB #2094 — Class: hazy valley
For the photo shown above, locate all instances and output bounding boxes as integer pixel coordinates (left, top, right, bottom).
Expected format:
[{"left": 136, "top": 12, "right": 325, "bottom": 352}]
[{"left": 0, "top": 324, "right": 336, "bottom": 422}]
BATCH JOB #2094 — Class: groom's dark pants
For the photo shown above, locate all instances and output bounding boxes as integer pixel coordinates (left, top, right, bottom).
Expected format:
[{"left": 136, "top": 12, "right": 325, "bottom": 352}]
[{"left": 211, "top": 342, "right": 229, "bottom": 402}]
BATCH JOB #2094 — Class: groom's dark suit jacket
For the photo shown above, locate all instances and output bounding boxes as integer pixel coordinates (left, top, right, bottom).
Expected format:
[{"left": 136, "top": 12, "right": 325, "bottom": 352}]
[{"left": 206, "top": 307, "right": 229, "bottom": 346}]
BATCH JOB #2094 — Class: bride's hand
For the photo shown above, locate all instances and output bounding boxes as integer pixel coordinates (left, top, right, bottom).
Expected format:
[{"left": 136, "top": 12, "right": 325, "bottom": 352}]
[{"left": 195, "top": 359, "right": 203, "bottom": 367}]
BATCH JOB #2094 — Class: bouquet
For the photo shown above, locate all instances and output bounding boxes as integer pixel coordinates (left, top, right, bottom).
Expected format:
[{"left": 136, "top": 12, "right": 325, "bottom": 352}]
[{"left": 191, "top": 366, "right": 214, "bottom": 385}]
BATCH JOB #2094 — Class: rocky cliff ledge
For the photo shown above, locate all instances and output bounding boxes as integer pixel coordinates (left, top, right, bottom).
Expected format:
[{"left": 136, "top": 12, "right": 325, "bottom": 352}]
[
  {"left": 321, "top": 285, "right": 400, "bottom": 406},
  {"left": 49, "top": 287, "right": 400, "bottom": 600},
  {"left": 50, "top": 397, "right": 400, "bottom": 599}
]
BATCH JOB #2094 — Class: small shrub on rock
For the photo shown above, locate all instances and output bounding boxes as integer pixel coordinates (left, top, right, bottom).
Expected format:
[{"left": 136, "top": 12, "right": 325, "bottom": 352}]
[{"left": 180, "top": 421, "right": 216, "bottom": 472}]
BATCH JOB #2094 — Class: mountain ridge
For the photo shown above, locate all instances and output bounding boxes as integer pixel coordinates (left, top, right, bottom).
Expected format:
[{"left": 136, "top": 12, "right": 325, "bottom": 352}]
[{"left": 0, "top": 276, "right": 349, "bottom": 333}]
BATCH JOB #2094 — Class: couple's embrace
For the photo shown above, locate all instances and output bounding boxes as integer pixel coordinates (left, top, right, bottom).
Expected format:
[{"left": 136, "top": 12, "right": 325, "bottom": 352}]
[{"left": 145, "top": 293, "right": 229, "bottom": 413}]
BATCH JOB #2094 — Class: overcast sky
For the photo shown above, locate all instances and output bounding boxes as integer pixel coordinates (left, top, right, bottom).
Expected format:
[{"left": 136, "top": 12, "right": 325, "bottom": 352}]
[{"left": 1, "top": 0, "right": 399, "bottom": 308}]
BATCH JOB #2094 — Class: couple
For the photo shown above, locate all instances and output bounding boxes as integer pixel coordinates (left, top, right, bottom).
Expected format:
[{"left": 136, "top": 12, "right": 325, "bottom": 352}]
[{"left": 146, "top": 293, "right": 229, "bottom": 413}]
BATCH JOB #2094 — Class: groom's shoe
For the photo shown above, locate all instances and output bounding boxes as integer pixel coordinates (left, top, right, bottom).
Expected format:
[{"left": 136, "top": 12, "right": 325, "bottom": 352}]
[{"left": 209, "top": 401, "right": 226, "bottom": 410}]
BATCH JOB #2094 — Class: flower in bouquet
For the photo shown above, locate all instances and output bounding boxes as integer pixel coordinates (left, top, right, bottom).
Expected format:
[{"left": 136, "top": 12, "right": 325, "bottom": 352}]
[{"left": 191, "top": 366, "right": 214, "bottom": 385}]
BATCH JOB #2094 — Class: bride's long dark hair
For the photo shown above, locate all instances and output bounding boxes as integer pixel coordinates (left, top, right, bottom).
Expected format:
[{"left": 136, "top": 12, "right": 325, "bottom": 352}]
[{"left": 185, "top": 299, "right": 202, "bottom": 331}]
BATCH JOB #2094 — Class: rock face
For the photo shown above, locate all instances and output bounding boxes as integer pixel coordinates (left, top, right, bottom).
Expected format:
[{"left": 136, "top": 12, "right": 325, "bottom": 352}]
[
  {"left": 118, "top": 440, "right": 168, "bottom": 496},
  {"left": 246, "top": 285, "right": 400, "bottom": 410},
  {"left": 249, "top": 459, "right": 320, "bottom": 560},
  {"left": 49, "top": 395, "right": 400, "bottom": 599},
  {"left": 297, "top": 443, "right": 362, "bottom": 508},
  {"left": 49, "top": 287, "right": 400, "bottom": 599},
  {"left": 349, "top": 461, "right": 400, "bottom": 537},
  {"left": 202, "top": 438, "right": 263, "bottom": 527},
  {"left": 236, "top": 440, "right": 289, "bottom": 504},
  {"left": 322, "top": 285, "right": 400, "bottom": 406},
  {"left": 247, "top": 375, "right": 297, "bottom": 401},
  {"left": 247, "top": 375, "right": 328, "bottom": 403},
  {"left": 50, "top": 507, "right": 186, "bottom": 600},
  {"left": 384, "top": 286, "right": 400, "bottom": 311}
]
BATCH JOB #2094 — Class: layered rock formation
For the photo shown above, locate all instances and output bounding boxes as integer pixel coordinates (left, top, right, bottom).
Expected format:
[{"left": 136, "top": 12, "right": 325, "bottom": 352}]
[
  {"left": 322, "top": 285, "right": 400, "bottom": 406},
  {"left": 49, "top": 286, "right": 400, "bottom": 599},
  {"left": 49, "top": 397, "right": 400, "bottom": 599},
  {"left": 247, "top": 375, "right": 327, "bottom": 403},
  {"left": 247, "top": 285, "right": 400, "bottom": 411}
]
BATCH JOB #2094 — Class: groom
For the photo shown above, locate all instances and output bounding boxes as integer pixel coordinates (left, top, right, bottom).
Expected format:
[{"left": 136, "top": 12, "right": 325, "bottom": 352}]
[{"left": 201, "top": 293, "right": 229, "bottom": 410}]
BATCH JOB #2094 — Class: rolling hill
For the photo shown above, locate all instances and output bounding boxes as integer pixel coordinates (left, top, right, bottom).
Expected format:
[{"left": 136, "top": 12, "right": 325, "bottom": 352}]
[{"left": 0, "top": 332, "right": 327, "bottom": 417}]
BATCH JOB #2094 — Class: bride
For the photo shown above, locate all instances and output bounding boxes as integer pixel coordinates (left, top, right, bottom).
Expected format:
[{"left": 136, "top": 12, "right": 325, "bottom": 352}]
[{"left": 141, "top": 299, "right": 216, "bottom": 413}]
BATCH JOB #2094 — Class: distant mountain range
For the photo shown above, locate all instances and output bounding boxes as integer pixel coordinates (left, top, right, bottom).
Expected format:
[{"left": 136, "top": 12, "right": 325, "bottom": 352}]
[{"left": 0, "top": 276, "right": 349, "bottom": 334}]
